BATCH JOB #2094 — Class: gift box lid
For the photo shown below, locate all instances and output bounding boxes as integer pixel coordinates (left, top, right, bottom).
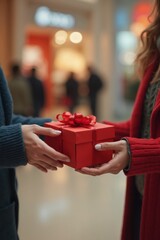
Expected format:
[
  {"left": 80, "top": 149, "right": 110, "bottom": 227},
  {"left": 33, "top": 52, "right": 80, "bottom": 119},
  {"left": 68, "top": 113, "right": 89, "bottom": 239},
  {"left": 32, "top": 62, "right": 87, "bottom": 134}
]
[{"left": 45, "top": 121, "right": 115, "bottom": 144}]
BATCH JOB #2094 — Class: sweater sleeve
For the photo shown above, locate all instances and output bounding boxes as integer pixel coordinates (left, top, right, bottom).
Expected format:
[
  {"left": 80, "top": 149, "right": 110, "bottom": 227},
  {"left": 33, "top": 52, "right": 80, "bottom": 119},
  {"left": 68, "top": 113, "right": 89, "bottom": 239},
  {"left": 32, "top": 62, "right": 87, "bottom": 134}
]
[
  {"left": 0, "top": 115, "right": 52, "bottom": 168},
  {"left": 0, "top": 123, "right": 27, "bottom": 168},
  {"left": 12, "top": 114, "right": 52, "bottom": 126},
  {"left": 124, "top": 137, "right": 160, "bottom": 176},
  {"left": 103, "top": 119, "right": 130, "bottom": 140}
]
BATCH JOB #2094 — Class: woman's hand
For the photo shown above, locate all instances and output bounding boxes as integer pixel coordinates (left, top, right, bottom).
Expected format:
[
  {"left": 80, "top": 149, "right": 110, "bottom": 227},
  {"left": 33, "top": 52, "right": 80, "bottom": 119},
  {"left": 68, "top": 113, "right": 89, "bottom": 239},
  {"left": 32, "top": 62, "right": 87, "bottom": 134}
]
[
  {"left": 22, "top": 124, "right": 70, "bottom": 172},
  {"left": 79, "top": 140, "right": 129, "bottom": 176}
]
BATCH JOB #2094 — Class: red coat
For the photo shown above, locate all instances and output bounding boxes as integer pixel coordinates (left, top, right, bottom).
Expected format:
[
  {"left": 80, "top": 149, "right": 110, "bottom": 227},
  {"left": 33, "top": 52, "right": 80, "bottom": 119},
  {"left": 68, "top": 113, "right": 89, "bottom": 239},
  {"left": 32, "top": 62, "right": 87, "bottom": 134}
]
[{"left": 106, "top": 60, "right": 160, "bottom": 240}]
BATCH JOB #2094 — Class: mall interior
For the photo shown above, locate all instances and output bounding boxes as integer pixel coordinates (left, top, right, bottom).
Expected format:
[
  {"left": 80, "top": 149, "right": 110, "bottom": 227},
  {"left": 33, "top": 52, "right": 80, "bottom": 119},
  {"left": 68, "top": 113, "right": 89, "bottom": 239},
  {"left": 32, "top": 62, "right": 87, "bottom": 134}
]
[{"left": 0, "top": 0, "right": 152, "bottom": 239}]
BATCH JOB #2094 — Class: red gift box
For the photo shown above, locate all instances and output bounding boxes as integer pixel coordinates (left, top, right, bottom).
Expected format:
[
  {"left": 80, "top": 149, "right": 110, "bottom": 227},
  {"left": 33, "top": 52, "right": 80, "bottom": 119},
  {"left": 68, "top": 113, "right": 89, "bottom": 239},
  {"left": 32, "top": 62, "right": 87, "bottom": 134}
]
[{"left": 45, "top": 120, "right": 115, "bottom": 170}]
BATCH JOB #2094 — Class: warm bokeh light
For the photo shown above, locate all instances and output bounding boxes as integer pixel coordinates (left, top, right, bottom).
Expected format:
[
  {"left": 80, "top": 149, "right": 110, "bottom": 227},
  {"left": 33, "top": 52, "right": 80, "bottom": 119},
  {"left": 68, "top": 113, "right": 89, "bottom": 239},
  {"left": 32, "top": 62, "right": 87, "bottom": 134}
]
[
  {"left": 119, "top": 51, "right": 136, "bottom": 65},
  {"left": 131, "top": 3, "right": 152, "bottom": 36},
  {"left": 54, "top": 30, "right": 68, "bottom": 45},
  {"left": 130, "top": 22, "right": 145, "bottom": 37},
  {"left": 69, "top": 32, "right": 83, "bottom": 44},
  {"left": 54, "top": 48, "right": 86, "bottom": 72},
  {"left": 22, "top": 46, "right": 47, "bottom": 79},
  {"left": 132, "top": 3, "right": 151, "bottom": 22}
]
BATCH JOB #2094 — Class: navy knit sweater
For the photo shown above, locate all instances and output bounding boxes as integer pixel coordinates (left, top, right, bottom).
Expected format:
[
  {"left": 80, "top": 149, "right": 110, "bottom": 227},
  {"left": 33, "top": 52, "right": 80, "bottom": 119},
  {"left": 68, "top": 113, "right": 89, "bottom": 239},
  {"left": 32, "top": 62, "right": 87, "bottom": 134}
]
[
  {"left": 0, "top": 67, "right": 51, "bottom": 167},
  {"left": 0, "top": 66, "right": 51, "bottom": 240}
]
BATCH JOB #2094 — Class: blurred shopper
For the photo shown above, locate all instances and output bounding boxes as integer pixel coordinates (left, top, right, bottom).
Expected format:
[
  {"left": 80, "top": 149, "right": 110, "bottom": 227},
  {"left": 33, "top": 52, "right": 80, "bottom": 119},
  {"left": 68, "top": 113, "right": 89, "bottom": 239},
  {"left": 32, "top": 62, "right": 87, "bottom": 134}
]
[
  {"left": 8, "top": 63, "right": 33, "bottom": 116},
  {"left": 0, "top": 66, "right": 70, "bottom": 240},
  {"left": 86, "top": 65, "right": 103, "bottom": 116},
  {"left": 80, "top": 1, "right": 160, "bottom": 239},
  {"left": 65, "top": 71, "right": 79, "bottom": 113},
  {"left": 27, "top": 67, "right": 45, "bottom": 117}
]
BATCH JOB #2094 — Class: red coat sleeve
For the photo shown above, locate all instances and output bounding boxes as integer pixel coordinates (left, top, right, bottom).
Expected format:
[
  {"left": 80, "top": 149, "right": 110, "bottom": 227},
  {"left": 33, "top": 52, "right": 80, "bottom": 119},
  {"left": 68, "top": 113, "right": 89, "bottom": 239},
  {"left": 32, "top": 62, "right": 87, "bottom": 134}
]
[{"left": 124, "top": 137, "right": 160, "bottom": 176}]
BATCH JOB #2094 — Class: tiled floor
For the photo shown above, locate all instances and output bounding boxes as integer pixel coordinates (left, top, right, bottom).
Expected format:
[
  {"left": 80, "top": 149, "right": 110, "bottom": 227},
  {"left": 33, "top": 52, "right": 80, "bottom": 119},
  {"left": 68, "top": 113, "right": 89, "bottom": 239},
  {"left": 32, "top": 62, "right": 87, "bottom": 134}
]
[
  {"left": 17, "top": 164, "right": 126, "bottom": 240},
  {"left": 16, "top": 105, "right": 126, "bottom": 240}
]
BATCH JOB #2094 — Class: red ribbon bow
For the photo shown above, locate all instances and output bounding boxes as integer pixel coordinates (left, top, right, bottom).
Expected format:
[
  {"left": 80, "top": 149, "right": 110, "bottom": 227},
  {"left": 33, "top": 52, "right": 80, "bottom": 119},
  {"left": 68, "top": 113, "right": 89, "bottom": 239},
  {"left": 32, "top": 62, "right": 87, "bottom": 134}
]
[{"left": 56, "top": 112, "right": 96, "bottom": 126}]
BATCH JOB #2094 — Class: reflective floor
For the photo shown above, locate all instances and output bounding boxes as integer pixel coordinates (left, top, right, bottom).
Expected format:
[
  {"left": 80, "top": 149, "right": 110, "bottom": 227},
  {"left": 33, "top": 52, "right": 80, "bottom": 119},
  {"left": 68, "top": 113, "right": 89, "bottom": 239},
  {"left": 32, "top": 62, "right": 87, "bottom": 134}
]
[{"left": 17, "top": 165, "right": 126, "bottom": 240}]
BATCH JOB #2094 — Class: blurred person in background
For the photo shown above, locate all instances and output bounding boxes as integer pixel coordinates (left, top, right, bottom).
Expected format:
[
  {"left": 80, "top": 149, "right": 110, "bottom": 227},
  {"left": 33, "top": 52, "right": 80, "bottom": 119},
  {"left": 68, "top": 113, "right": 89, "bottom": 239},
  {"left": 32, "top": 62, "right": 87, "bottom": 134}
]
[
  {"left": 80, "top": 1, "right": 160, "bottom": 239},
  {"left": 0, "top": 66, "right": 70, "bottom": 240},
  {"left": 86, "top": 65, "right": 104, "bottom": 116},
  {"left": 64, "top": 71, "right": 79, "bottom": 113},
  {"left": 8, "top": 63, "right": 33, "bottom": 116},
  {"left": 27, "top": 67, "right": 45, "bottom": 117}
]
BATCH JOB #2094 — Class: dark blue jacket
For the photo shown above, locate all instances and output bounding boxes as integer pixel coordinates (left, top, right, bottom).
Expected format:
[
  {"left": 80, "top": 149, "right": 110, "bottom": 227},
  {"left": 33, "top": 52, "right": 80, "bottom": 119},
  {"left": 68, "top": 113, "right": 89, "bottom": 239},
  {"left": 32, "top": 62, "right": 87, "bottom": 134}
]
[{"left": 0, "top": 67, "right": 51, "bottom": 240}]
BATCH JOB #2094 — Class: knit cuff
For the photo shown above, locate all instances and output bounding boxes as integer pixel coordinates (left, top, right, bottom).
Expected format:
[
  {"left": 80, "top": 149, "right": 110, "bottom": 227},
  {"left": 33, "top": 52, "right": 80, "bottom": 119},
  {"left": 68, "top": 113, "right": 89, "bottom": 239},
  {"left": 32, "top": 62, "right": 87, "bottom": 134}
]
[
  {"left": 0, "top": 124, "right": 27, "bottom": 167},
  {"left": 122, "top": 137, "right": 132, "bottom": 172},
  {"left": 12, "top": 114, "right": 52, "bottom": 126},
  {"left": 123, "top": 137, "right": 160, "bottom": 176}
]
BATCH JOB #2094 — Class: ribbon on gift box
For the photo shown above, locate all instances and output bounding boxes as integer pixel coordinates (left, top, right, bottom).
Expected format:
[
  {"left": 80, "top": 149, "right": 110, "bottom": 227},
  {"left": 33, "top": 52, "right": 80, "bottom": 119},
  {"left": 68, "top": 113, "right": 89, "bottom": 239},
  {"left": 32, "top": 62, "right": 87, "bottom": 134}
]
[{"left": 56, "top": 112, "right": 96, "bottom": 127}]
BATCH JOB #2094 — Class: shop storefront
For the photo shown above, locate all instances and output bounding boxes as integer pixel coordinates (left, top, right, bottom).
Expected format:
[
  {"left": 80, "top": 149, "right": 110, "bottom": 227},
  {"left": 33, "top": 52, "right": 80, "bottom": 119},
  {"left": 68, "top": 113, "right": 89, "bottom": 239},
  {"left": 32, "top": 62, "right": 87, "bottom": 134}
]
[{"left": 22, "top": 4, "right": 92, "bottom": 114}]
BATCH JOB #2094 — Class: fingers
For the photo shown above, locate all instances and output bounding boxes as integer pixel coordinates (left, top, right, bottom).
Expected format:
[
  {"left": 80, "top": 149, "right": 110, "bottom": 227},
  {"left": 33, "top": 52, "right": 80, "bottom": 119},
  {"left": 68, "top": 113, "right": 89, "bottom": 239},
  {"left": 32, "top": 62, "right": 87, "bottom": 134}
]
[
  {"left": 32, "top": 124, "right": 62, "bottom": 137},
  {"left": 30, "top": 158, "right": 63, "bottom": 172},
  {"left": 33, "top": 126, "right": 71, "bottom": 162},
  {"left": 80, "top": 163, "right": 110, "bottom": 176},
  {"left": 77, "top": 169, "right": 99, "bottom": 176},
  {"left": 79, "top": 153, "right": 122, "bottom": 175},
  {"left": 37, "top": 160, "right": 61, "bottom": 170},
  {"left": 40, "top": 155, "right": 64, "bottom": 168},
  {"left": 41, "top": 141, "right": 70, "bottom": 162},
  {"left": 28, "top": 142, "right": 67, "bottom": 171},
  {"left": 95, "top": 140, "right": 127, "bottom": 151},
  {"left": 32, "top": 163, "right": 58, "bottom": 173},
  {"left": 32, "top": 163, "right": 48, "bottom": 173}
]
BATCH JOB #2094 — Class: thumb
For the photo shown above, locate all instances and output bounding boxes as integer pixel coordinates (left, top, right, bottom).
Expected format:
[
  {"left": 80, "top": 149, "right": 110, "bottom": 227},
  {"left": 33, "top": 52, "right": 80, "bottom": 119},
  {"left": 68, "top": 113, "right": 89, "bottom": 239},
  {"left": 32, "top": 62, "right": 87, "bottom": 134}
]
[
  {"left": 95, "top": 140, "right": 125, "bottom": 151},
  {"left": 33, "top": 125, "right": 62, "bottom": 137}
]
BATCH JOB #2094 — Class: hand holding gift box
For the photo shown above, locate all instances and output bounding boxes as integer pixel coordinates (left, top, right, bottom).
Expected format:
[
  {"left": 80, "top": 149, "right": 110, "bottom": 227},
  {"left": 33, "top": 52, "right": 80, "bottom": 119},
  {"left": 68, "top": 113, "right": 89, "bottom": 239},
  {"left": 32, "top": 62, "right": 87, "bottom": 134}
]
[{"left": 45, "top": 112, "right": 115, "bottom": 170}]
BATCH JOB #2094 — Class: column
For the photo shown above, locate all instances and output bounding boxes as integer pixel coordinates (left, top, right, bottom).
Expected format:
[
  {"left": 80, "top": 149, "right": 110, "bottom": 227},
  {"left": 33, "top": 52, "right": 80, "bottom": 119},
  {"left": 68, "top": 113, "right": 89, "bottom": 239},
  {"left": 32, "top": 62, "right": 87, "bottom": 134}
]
[
  {"left": 11, "top": 0, "right": 28, "bottom": 62},
  {"left": 0, "top": 0, "right": 13, "bottom": 73},
  {"left": 91, "top": 0, "right": 116, "bottom": 121}
]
